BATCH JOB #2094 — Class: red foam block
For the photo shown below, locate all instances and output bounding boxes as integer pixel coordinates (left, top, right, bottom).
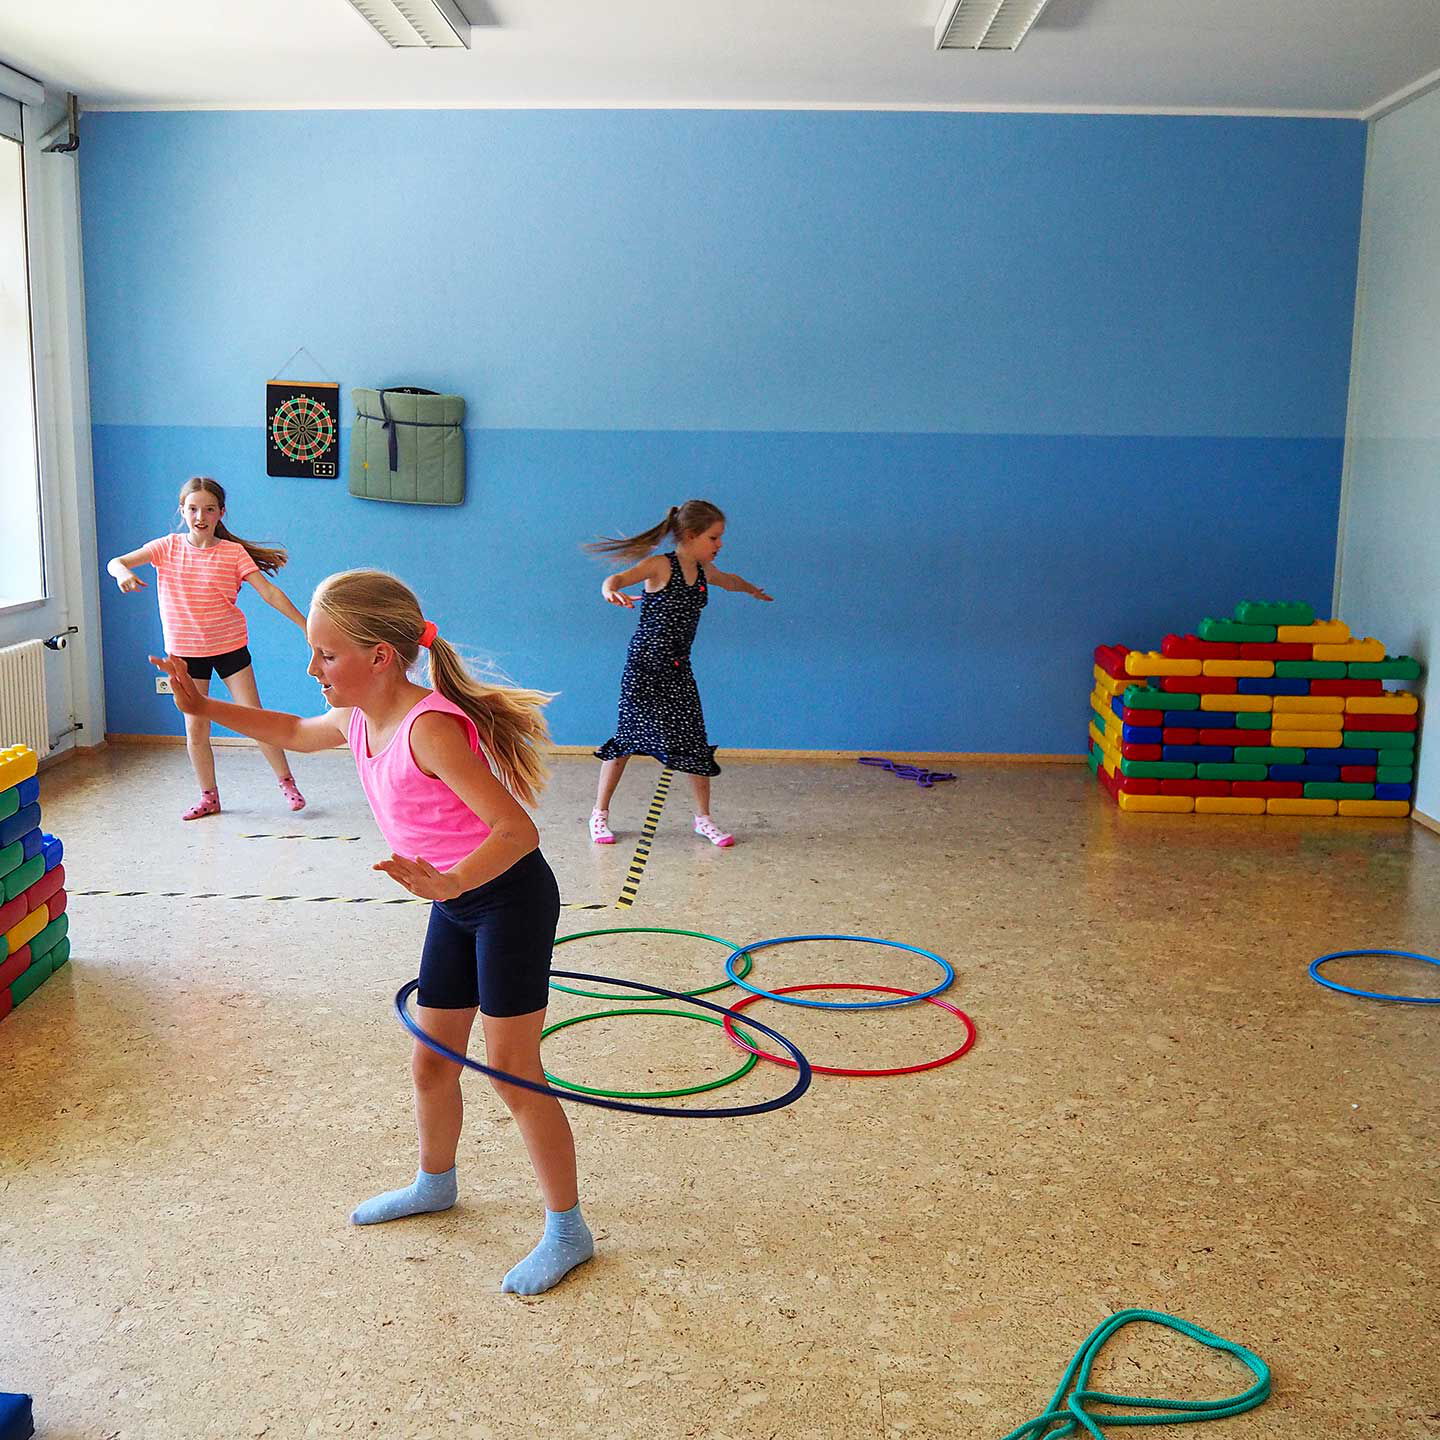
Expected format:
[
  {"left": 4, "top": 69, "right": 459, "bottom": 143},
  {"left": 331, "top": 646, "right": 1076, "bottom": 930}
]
[
  {"left": 0, "top": 943, "right": 32, "bottom": 991},
  {"left": 1162, "top": 634, "right": 1242, "bottom": 660},
  {"left": 26, "top": 863, "right": 65, "bottom": 912},
  {"left": 1311, "top": 679, "right": 1383, "bottom": 696},
  {"left": 1232, "top": 781, "right": 1304, "bottom": 798},
  {"left": 1341, "top": 766, "right": 1377, "bottom": 782},
  {"left": 1116, "top": 776, "right": 1162, "bottom": 795},
  {"left": 1238, "top": 642, "right": 1313, "bottom": 660},
  {"left": 1162, "top": 728, "right": 1202, "bottom": 745},
  {"left": 1160, "top": 780, "right": 1231, "bottom": 797},
  {"left": 1161, "top": 675, "right": 1239, "bottom": 694}
]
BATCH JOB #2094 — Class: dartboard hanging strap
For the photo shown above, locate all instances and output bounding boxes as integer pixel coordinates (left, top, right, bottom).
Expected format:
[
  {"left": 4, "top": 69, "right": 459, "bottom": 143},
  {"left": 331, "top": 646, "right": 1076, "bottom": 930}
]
[{"left": 269, "top": 345, "right": 336, "bottom": 382}]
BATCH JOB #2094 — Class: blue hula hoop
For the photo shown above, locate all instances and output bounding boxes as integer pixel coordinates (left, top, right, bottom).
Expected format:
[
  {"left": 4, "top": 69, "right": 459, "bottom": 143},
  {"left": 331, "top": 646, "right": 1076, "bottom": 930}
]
[
  {"left": 723, "top": 933, "right": 954, "bottom": 1010},
  {"left": 395, "top": 969, "right": 813, "bottom": 1118},
  {"left": 1308, "top": 948, "right": 1440, "bottom": 1005}
]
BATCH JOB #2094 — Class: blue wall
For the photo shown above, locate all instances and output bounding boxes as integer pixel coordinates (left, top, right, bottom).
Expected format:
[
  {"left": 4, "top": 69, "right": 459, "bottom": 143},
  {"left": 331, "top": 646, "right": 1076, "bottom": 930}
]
[{"left": 82, "top": 110, "right": 1366, "bottom": 753}]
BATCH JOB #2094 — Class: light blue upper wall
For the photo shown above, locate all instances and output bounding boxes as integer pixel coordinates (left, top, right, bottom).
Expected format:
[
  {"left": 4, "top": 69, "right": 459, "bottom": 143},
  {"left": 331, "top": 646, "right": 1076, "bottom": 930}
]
[
  {"left": 80, "top": 109, "right": 1366, "bottom": 753},
  {"left": 83, "top": 110, "right": 1361, "bottom": 437},
  {"left": 1337, "top": 85, "right": 1440, "bottom": 820}
]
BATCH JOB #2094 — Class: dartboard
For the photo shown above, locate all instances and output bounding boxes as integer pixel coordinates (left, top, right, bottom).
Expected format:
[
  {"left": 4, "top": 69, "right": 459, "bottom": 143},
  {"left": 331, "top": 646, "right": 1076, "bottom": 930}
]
[
  {"left": 271, "top": 394, "right": 335, "bottom": 462},
  {"left": 265, "top": 379, "right": 340, "bottom": 478}
]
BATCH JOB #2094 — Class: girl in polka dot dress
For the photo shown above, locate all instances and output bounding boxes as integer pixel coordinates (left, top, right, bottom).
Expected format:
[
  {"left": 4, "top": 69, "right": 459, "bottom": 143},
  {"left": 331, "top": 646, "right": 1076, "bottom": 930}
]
[{"left": 588, "top": 500, "right": 772, "bottom": 847}]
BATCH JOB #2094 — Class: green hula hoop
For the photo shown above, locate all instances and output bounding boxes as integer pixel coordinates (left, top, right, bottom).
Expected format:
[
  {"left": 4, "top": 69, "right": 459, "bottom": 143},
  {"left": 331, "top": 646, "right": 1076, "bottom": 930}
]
[
  {"left": 541, "top": 1007, "right": 761, "bottom": 1100},
  {"left": 549, "top": 927, "right": 753, "bottom": 1000}
]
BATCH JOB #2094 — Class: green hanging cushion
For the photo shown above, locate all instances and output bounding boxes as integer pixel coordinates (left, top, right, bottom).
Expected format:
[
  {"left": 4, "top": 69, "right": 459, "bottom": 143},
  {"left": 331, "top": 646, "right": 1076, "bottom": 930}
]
[{"left": 349, "top": 387, "right": 466, "bottom": 506}]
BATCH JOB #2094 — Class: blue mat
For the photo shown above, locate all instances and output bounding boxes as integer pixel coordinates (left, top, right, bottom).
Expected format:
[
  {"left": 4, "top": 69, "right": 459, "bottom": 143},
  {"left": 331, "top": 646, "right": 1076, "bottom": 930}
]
[{"left": 0, "top": 1394, "right": 33, "bottom": 1440}]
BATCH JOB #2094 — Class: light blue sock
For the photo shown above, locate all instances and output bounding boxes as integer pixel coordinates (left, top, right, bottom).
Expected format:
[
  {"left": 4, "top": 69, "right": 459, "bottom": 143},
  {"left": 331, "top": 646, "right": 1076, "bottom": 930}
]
[
  {"left": 350, "top": 1166, "right": 458, "bottom": 1225},
  {"left": 500, "top": 1203, "right": 594, "bottom": 1295}
]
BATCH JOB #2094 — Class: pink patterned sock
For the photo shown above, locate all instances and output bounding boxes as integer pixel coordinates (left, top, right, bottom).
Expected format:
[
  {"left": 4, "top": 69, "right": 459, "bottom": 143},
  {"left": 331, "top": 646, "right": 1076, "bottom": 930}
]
[
  {"left": 693, "top": 815, "right": 734, "bottom": 847},
  {"left": 589, "top": 809, "right": 616, "bottom": 845},
  {"left": 183, "top": 789, "right": 221, "bottom": 821},
  {"left": 278, "top": 776, "right": 306, "bottom": 812}
]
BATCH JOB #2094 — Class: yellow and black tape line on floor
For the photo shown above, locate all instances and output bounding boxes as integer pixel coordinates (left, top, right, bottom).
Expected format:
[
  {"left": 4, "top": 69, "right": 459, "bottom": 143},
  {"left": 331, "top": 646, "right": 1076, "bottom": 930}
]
[
  {"left": 239, "top": 832, "right": 362, "bottom": 842},
  {"left": 615, "top": 767, "right": 673, "bottom": 910},
  {"left": 71, "top": 889, "right": 610, "bottom": 911}
]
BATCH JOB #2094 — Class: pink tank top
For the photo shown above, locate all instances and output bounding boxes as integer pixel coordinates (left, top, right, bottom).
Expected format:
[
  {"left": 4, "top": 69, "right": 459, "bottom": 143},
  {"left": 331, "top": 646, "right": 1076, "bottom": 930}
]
[{"left": 346, "top": 692, "right": 493, "bottom": 872}]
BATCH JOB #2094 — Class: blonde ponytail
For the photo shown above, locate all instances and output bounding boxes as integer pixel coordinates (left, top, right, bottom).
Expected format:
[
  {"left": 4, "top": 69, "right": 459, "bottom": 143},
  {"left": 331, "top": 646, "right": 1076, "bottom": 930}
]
[
  {"left": 584, "top": 499, "right": 725, "bottom": 561},
  {"left": 313, "top": 569, "right": 555, "bottom": 806}
]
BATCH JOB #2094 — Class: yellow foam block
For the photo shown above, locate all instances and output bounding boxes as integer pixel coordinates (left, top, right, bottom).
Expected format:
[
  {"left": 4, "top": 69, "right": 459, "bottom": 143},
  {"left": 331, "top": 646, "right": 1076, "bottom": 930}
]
[
  {"left": 1089, "top": 686, "right": 1110, "bottom": 716},
  {"left": 1313, "top": 637, "right": 1386, "bottom": 662},
  {"left": 1100, "top": 755, "right": 1117, "bottom": 777},
  {"left": 1270, "top": 711, "right": 1343, "bottom": 731},
  {"left": 1093, "top": 667, "right": 1131, "bottom": 696},
  {"left": 1273, "top": 695, "right": 1346, "bottom": 713},
  {"left": 1202, "top": 659, "right": 1274, "bottom": 677},
  {"left": 0, "top": 744, "right": 38, "bottom": 792},
  {"left": 1345, "top": 694, "right": 1418, "bottom": 714},
  {"left": 1200, "top": 693, "right": 1272, "bottom": 712},
  {"left": 1195, "top": 796, "right": 1267, "bottom": 815},
  {"left": 1338, "top": 800, "right": 1412, "bottom": 817},
  {"left": 1276, "top": 619, "right": 1350, "bottom": 644},
  {"left": 4, "top": 902, "right": 48, "bottom": 954},
  {"left": 1118, "top": 792, "right": 1194, "bottom": 814},
  {"left": 1282, "top": 730, "right": 1342, "bottom": 748},
  {"left": 1267, "top": 798, "right": 1338, "bottom": 816},
  {"left": 1125, "top": 651, "right": 1202, "bottom": 677}
]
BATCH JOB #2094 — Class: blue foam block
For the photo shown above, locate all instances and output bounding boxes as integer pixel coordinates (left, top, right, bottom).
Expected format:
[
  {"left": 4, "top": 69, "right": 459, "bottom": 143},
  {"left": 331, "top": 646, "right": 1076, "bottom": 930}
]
[
  {"left": 0, "top": 804, "right": 40, "bottom": 850},
  {"left": 1315, "top": 748, "right": 1378, "bottom": 766},
  {"left": 1110, "top": 696, "right": 1125, "bottom": 719},
  {"left": 0, "top": 1392, "right": 34, "bottom": 1440},
  {"left": 20, "top": 828, "right": 41, "bottom": 862},
  {"left": 1269, "top": 764, "right": 1341, "bottom": 782},
  {"left": 1122, "top": 724, "right": 1164, "bottom": 745},
  {"left": 1171, "top": 709, "right": 1234, "bottom": 728},
  {"left": 1375, "top": 783, "right": 1413, "bottom": 801},
  {"left": 17, "top": 777, "right": 38, "bottom": 807},
  {"left": 1236, "top": 677, "right": 1311, "bottom": 695},
  {"left": 1162, "top": 745, "right": 1235, "bottom": 764},
  {"left": 42, "top": 834, "right": 62, "bottom": 870}
]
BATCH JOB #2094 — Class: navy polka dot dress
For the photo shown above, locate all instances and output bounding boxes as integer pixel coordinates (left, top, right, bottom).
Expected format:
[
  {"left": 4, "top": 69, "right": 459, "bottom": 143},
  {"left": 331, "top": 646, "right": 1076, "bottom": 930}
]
[{"left": 595, "top": 552, "right": 720, "bottom": 776}]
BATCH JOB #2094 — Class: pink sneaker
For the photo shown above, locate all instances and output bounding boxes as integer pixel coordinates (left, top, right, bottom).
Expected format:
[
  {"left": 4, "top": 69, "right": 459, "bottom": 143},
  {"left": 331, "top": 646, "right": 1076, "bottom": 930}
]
[
  {"left": 589, "top": 809, "right": 616, "bottom": 845},
  {"left": 694, "top": 815, "right": 734, "bottom": 847},
  {"left": 183, "top": 789, "right": 221, "bottom": 821},
  {"left": 278, "top": 776, "right": 307, "bottom": 812}
]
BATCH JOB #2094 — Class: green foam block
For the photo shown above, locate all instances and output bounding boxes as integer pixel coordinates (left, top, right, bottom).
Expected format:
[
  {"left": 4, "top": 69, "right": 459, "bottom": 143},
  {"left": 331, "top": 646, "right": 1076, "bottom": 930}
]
[
  {"left": 1235, "top": 712, "right": 1272, "bottom": 729},
  {"left": 1344, "top": 730, "right": 1416, "bottom": 751},
  {"left": 29, "top": 912, "right": 68, "bottom": 960},
  {"left": 1275, "top": 660, "right": 1346, "bottom": 678},
  {"left": 1198, "top": 618, "right": 1277, "bottom": 643},
  {"left": 0, "top": 839, "right": 21, "bottom": 883},
  {"left": 3, "top": 854, "right": 44, "bottom": 903},
  {"left": 1124, "top": 686, "right": 1197, "bottom": 710},
  {"left": 1198, "top": 763, "right": 1268, "bottom": 781},
  {"left": 49, "top": 936, "right": 70, "bottom": 970},
  {"left": 1304, "top": 782, "right": 1375, "bottom": 799},
  {"left": 1348, "top": 657, "right": 1422, "bottom": 680},
  {"left": 1375, "top": 765, "right": 1414, "bottom": 784},
  {"left": 0, "top": 788, "right": 17, "bottom": 823},
  {"left": 1233, "top": 600, "right": 1315, "bottom": 627},
  {"left": 1120, "top": 759, "right": 1196, "bottom": 779},
  {"left": 10, "top": 954, "right": 54, "bottom": 1007}
]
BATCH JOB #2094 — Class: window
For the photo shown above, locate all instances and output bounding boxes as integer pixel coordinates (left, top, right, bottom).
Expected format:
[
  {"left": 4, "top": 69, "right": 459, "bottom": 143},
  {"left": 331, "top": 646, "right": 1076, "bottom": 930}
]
[{"left": 0, "top": 133, "right": 43, "bottom": 610}]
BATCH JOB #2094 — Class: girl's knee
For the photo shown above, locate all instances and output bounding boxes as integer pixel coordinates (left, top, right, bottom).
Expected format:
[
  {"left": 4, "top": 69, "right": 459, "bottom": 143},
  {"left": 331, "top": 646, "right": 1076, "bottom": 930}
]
[{"left": 412, "top": 1048, "right": 461, "bottom": 1092}]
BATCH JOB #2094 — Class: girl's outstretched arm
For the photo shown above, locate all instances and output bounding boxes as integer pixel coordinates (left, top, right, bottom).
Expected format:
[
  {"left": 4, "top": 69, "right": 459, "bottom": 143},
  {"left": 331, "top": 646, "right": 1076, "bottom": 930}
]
[
  {"left": 600, "top": 555, "right": 667, "bottom": 609},
  {"left": 106, "top": 546, "right": 152, "bottom": 593},
  {"left": 243, "top": 571, "right": 307, "bottom": 631},
  {"left": 373, "top": 712, "right": 540, "bottom": 901},
  {"left": 149, "top": 653, "right": 347, "bottom": 751},
  {"left": 702, "top": 563, "right": 773, "bottom": 601}
]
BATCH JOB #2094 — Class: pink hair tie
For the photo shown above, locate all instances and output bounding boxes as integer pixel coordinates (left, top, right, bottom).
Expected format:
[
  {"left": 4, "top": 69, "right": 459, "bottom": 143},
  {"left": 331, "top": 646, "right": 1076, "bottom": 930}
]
[{"left": 417, "top": 620, "right": 439, "bottom": 649}]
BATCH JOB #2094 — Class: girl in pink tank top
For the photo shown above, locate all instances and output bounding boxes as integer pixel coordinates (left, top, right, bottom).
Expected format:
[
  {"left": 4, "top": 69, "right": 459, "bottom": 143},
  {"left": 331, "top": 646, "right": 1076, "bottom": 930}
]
[{"left": 150, "top": 568, "right": 592, "bottom": 1297}]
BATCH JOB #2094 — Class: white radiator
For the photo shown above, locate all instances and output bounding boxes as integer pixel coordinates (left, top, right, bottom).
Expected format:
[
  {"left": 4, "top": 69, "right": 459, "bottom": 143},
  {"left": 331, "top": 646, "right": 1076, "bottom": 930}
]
[{"left": 0, "top": 639, "right": 49, "bottom": 757}]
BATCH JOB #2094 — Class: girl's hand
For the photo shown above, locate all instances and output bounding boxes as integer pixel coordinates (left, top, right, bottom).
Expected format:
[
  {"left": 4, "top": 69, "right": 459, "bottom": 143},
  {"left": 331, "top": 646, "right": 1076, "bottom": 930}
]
[
  {"left": 117, "top": 573, "right": 146, "bottom": 594},
  {"left": 749, "top": 585, "right": 774, "bottom": 602},
  {"left": 374, "top": 853, "right": 464, "bottom": 901},
  {"left": 147, "top": 654, "right": 207, "bottom": 715},
  {"left": 603, "top": 585, "right": 635, "bottom": 610}
]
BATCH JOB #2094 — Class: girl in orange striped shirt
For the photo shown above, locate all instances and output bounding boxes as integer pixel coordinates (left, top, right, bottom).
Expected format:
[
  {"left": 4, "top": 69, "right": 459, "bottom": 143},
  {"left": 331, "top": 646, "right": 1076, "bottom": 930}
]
[{"left": 107, "top": 477, "right": 310, "bottom": 820}]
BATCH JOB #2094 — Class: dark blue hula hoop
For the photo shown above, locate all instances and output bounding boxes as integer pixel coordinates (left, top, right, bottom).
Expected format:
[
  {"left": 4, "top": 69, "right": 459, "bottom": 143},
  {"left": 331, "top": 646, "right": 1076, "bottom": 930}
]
[
  {"left": 1308, "top": 949, "right": 1440, "bottom": 1005},
  {"left": 395, "top": 969, "right": 813, "bottom": 1118},
  {"left": 724, "top": 933, "right": 955, "bottom": 1010}
]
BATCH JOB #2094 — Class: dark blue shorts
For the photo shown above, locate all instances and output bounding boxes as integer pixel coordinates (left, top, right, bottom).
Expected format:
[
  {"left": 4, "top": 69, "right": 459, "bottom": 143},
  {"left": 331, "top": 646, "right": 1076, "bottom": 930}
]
[
  {"left": 418, "top": 848, "right": 560, "bottom": 1017},
  {"left": 181, "top": 645, "right": 252, "bottom": 681}
]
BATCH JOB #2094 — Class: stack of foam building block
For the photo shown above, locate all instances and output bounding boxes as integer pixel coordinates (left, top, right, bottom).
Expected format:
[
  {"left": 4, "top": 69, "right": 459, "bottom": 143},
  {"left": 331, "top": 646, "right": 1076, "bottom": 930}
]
[
  {"left": 0, "top": 745, "right": 69, "bottom": 1020},
  {"left": 1088, "top": 602, "right": 1422, "bottom": 816}
]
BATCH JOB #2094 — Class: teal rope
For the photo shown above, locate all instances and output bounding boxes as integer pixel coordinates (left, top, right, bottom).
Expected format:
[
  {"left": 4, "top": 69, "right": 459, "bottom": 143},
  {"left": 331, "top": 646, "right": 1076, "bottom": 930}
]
[{"left": 1001, "top": 1309, "right": 1271, "bottom": 1440}]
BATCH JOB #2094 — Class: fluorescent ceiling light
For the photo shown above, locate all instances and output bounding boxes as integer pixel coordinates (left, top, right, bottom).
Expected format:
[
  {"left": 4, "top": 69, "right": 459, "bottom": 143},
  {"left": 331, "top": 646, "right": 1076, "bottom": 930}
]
[
  {"left": 345, "top": 0, "right": 471, "bottom": 48},
  {"left": 935, "top": 0, "right": 1055, "bottom": 51}
]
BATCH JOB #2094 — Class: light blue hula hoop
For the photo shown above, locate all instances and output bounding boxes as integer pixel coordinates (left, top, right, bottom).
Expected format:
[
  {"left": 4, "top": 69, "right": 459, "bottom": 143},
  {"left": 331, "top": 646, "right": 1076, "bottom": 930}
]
[
  {"left": 1308, "top": 948, "right": 1440, "bottom": 1005},
  {"left": 724, "top": 933, "right": 954, "bottom": 1010}
]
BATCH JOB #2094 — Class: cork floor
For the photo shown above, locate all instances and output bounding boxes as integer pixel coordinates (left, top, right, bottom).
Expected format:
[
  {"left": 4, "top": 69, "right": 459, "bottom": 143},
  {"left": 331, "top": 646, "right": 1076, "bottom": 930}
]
[{"left": 3, "top": 745, "right": 1439, "bottom": 1440}]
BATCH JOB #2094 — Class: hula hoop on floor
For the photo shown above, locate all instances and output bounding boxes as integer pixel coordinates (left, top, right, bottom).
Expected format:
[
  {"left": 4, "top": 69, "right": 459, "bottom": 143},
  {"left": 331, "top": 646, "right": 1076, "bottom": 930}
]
[
  {"left": 549, "top": 926, "right": 753, "bottom": 1000},
  {"left": 723, "top": 933, "right": 954, "bottom": 1010},
  {"left": 395, "top": 970, "right": 812, "bottom": 1118},
  {"left": 541, "top": 1006, "right": 762, "bottom": 1099},
  {"left": 722, "top": 983, "right": 976, "bottom": 1076},
  {"left": 1307, "top": 948, "right": 1440, "bottom": 1005}
]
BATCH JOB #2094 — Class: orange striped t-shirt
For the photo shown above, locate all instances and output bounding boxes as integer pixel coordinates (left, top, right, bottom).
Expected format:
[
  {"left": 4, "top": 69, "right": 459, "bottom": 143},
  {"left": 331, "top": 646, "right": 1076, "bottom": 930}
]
[{"left": 142, "top": 534, "right": 259, "bottom": 656}]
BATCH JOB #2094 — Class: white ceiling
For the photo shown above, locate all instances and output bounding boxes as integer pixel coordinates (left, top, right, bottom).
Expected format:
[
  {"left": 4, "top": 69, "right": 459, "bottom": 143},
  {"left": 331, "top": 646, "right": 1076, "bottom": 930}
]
[{"left": 1, "top": 0, "right": 1438, "bottom": 117}]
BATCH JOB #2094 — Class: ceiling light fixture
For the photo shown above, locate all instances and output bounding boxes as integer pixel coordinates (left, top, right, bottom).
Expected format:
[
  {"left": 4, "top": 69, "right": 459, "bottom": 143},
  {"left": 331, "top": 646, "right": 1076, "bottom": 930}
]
[
  {"left": 344, "top": 0, "right": 471, "bottom": 49},
  {"left": 934, "top": 0, "right": 1055, "bottom": 51}
]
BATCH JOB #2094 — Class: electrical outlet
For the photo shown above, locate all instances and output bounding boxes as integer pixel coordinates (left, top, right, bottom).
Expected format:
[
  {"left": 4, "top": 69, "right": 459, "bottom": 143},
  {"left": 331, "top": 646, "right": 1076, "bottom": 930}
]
[{"left": 155, "top": 675, "right": 173, "bottom": 694}]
